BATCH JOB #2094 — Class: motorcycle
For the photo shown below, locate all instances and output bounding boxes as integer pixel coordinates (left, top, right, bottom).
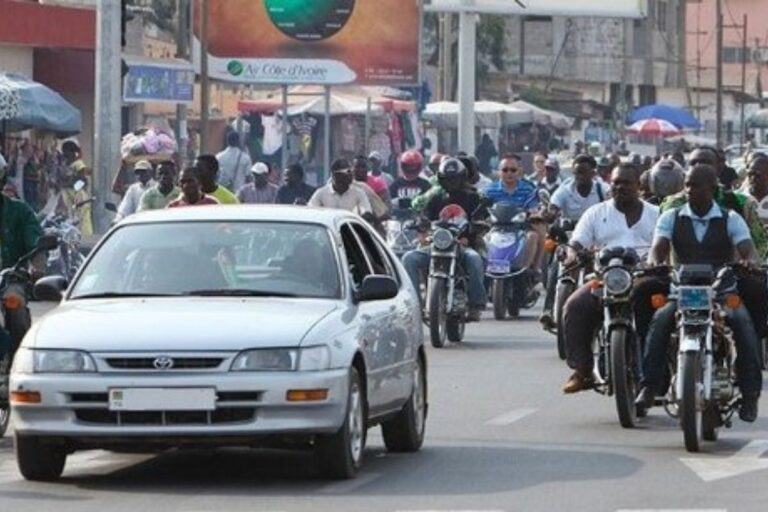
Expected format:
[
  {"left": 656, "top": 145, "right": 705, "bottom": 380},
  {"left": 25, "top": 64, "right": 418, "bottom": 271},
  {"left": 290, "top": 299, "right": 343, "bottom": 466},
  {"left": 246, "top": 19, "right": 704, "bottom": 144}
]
[
  {"left": 427, "top": 204, "right": 487, "bottom": 348},
  {"left": 0, "top": 235, "right": 58, "bottom": 436},
  {"left": 41, "top": 212, "right": 85, "bottom": 281},
  {"left": 589, "top": 247, "right": 643, "bottom": 428},
  {"left": 386, "top": 198, "right": 424, "bottom": 259},
  {"left": 656, "top": 263, "right": 754, "bottom": 452},
  {"left": 485, "top": 203, "right": 539, "bottom": 320}
]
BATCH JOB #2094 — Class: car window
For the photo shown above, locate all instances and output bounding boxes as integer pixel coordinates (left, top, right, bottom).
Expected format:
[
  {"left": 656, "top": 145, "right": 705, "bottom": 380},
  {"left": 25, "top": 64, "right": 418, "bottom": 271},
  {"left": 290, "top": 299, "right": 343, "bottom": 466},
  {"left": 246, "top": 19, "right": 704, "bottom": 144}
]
[
  {"left": 340, "top": 224, "right": 372, "bottom": 288},
  {"left": 350, "top": 223, "right": 398, "bottom": 281},
  {"left": 70, "top": 222, "right": 341, "bottom": 299}
]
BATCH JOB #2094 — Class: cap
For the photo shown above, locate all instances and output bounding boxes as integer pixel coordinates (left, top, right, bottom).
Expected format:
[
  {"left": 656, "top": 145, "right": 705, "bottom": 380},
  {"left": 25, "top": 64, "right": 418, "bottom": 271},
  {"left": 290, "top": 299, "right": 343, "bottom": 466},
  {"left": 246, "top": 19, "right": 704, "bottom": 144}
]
[
  {"left": 596, "top": 156, "right": 611, "bottom": 168},
  {"left": 544, "top": 157, "right": 560, "bottom": 169},
  {"left": 368, "top": 151, "right": 383, "bottom": 161},
  {"left": 573, "top": 154, "right": 597, "bottom": 168},
  {"left": 134, "top": 160, "right": 153, "bottom": 172},
  {"left": 251, "top": 162, "right": 270, "bottom": 175}
]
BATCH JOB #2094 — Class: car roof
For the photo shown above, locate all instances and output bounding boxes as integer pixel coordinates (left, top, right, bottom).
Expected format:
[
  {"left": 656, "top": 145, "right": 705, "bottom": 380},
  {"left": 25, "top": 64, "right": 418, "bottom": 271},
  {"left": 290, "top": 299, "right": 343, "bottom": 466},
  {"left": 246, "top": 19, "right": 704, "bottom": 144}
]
[{"left": 119, "top": 205, "right": 362, "bottom": 228}]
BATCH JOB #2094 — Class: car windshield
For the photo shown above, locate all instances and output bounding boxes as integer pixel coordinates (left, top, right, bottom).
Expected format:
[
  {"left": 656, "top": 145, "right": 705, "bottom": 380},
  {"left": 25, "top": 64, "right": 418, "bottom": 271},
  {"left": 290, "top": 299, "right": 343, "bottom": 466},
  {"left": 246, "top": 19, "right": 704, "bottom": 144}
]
[{"left": 70, "top": 221, "right": 341, "bottom": 299}]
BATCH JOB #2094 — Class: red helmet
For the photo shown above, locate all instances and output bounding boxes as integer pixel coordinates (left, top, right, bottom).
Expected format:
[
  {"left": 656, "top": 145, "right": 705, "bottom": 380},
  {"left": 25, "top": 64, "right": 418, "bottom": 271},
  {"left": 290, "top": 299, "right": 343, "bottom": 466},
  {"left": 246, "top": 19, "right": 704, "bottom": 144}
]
[
  {"left": 429, "top": 153, "right": 444, "bottom": 166},
  {"left": 400, "top": 150, "right": 424, "bottom": 177}
]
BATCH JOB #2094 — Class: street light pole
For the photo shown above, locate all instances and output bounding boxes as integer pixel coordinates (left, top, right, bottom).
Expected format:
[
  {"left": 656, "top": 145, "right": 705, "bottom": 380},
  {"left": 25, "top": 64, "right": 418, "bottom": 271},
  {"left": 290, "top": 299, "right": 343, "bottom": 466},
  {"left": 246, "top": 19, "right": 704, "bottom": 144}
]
[
  {"left": 199, "top": 0, "right": 210, "bottom": 155},
  {"left": 94, "top": 0, "right": 122, "bottom": 234},
  {"left": 457, "top": 11, "right": 476, "bottom": 153},
  {"left": 715, "top": 0, "right": 723, "bottom": 147},
  {"left": 176, "top": 0, "right": 190, "bottom": 167}
]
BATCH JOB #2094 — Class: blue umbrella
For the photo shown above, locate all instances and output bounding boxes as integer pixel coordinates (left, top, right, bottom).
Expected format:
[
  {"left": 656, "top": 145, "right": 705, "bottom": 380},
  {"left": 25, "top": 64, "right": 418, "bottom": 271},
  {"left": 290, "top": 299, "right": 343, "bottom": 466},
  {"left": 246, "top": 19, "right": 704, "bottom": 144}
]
[
  {"left": 627, "top": 104, "right": 699, "bottom": 129},
  {"left": 0, "top": 73, "right": 82, "bottom": 136}
]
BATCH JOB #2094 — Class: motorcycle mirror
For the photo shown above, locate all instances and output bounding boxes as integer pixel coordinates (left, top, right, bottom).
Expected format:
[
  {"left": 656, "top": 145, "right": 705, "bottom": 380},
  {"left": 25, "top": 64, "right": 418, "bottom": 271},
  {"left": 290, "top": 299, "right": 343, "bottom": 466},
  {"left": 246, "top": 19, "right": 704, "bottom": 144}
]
[
  {"left": 104, "top": 202, "right": 118, "bottom": 213},
  {"left": 36, "top": 234, "right": 59, "bottom": 252},
  {"left": 537, "top": 189, "right": 551, "bottom": 206},
  {"left": 73, "top": 180, "right": 86, "bottom": 192}
]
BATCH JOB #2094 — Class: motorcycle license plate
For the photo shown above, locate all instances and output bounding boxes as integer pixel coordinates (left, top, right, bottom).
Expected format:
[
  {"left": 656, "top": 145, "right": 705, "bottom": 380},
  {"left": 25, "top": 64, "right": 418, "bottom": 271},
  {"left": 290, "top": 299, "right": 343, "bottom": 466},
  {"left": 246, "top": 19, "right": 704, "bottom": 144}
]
[
  {"left": 487, "top": 260, "right": 510, "bottom": 273},
  {"left": 678, "top": 287, "right": 711, "bottom": 310}
]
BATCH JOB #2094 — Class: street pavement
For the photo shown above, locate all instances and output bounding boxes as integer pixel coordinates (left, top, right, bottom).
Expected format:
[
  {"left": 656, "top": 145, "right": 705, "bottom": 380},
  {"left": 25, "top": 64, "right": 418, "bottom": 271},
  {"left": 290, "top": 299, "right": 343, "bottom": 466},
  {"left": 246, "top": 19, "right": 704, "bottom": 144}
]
[{"left": 0, "top": 301, "right": 766, "bottom": 511}]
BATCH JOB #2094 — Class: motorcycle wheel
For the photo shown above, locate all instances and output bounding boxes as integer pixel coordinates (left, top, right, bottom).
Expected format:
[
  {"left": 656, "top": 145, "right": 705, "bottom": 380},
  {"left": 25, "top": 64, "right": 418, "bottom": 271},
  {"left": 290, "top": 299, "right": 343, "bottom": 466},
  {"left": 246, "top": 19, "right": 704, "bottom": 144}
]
[
  {"left": 446, "top": 314, "right": 465, "bottom": 342},
  {"left": 554, "top": 282, "right": 574, "bottom": 361},
  {"left": 679, "top": 351, "right": 703, "bottom": 453},
  {"left": 428, "top": 278, "right": 448, "bottom": 348},
  {"left": 492, "top": 280, "right": 506, "bottom": 321},
  {"left": 0, "top": 353, "right": 10, "bottom": 438},
  {"left": 610, "top": 328, "right": 638, "bottom": 429}
]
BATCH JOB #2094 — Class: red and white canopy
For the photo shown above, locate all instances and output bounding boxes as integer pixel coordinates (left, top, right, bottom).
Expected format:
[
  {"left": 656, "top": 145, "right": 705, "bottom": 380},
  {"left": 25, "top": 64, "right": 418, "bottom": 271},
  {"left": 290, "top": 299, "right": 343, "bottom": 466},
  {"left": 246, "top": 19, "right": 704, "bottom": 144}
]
[{"left": 626, "top": 118, "right": 681, "bottom": 136}]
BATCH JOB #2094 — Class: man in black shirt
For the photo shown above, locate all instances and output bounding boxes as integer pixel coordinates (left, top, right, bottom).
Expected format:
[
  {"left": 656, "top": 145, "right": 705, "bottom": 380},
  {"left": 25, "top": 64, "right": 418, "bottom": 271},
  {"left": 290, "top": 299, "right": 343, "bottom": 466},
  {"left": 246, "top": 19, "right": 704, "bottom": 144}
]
[
  {"left": 390, "top": 151, "right": 432, "bottom": 209},
  {"left": 276, "top": 164, "right": 316, "bottom": 205}
]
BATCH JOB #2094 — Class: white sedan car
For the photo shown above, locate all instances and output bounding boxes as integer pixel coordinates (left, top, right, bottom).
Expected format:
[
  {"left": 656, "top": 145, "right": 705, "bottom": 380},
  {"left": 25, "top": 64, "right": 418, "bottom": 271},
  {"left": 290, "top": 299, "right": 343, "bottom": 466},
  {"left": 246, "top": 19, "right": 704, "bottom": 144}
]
[{"left": 12, "top": 206, "right": 427, "bottom": 481}]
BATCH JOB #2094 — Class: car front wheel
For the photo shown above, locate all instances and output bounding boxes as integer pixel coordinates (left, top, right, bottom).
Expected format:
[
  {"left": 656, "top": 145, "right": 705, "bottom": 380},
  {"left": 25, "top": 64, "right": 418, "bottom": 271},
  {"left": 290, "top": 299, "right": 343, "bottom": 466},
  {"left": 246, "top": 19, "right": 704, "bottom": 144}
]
[
  {"left": 315, "top": 367, "right": 366, "bottom": 479},
  {"left": 16, "top": 435, "right": 66, "bottom": 481}
]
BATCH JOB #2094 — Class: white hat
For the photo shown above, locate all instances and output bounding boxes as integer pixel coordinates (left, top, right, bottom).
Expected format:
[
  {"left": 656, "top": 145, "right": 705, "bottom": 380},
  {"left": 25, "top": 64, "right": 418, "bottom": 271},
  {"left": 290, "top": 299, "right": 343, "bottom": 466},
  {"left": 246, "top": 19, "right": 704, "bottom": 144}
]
[
  {"left": 368, "top": 151, "right": 383, "bottom": 161},
  {"left": 134, "top": 159, "right": 153, "bottom": 171},
  {"left": 251, "top": 162, "right": 270, "bottom": 175}
]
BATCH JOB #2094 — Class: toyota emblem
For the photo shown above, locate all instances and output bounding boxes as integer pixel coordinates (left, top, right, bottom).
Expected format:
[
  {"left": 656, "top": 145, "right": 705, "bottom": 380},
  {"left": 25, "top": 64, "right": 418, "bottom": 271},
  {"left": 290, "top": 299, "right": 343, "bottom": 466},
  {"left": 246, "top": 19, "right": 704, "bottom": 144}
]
[{"left": 153, "top": 356, "right": 174, "bottom": 370}]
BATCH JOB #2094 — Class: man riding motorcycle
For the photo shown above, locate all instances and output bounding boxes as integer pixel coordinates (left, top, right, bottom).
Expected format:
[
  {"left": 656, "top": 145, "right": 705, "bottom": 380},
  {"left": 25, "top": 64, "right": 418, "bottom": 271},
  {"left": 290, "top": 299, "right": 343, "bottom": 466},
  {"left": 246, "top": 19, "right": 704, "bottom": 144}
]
[
  {"left": 390, "top": 151, "right": 433, "bottom": 206},
  {"left": 549, "top": 154, "right": 611, "bottom": 221},
  {"left": 402, "top": 158, "right": 487, "bottom": 321},
  {"left": 636, "top": 164, "right": 763, "bottom": 422},
  {"left": 561, "top": 163, "right": 660, "bottom": 393}
]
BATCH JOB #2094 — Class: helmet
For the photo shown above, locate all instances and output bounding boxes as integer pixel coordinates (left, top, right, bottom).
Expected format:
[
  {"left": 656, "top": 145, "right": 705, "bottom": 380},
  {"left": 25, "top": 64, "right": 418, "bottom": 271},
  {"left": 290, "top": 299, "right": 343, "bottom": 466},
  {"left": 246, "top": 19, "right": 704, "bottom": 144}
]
[
  {"left": 588, "top": 141, "right": 603, "bottom": 156},
  {"left": 400, "top": 150, "right": 424, "bottom": 177},
  {"left": 437, "top": 157, "right": 468, "bottom": 192},
  {"left": 429, "top": 153, "right": 444, "bottom": 166},
  {"left": 649, "top": 158, "right": 685, "bottom": 199},
  {"left": 544, "top": 157, "right": 560, "bottom": 171}
]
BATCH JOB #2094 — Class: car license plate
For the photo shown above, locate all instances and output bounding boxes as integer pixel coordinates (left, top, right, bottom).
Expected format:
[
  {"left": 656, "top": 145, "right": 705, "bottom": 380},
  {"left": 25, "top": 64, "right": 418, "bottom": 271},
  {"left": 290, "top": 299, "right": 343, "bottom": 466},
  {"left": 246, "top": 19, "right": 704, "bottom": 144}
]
[
  {"left": 108, "top": 388, "right": 216, "bottom": 411},
  {"left": 678, "top": 287, "right": 711, "bottom": 310},
  {"left": 487, "top": 260, "right": 510, "bottom": 274}
]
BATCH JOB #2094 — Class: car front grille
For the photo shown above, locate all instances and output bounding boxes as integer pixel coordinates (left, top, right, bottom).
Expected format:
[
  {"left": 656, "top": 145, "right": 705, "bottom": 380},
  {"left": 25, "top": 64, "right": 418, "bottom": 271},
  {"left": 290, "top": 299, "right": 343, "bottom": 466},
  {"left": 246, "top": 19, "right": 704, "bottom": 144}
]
[
  {"left": 104, "top": 357, "right": 225, "bottom": 370},
  {"left": 74, "top": 408, "right": 255, "bottom": 426}
]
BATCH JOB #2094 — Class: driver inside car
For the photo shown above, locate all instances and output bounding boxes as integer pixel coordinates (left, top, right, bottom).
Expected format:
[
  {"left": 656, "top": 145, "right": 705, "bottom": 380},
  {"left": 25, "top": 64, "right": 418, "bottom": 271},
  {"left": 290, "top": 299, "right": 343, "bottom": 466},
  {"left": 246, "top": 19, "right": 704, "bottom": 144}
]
[{"left": 402, "top": 158, "right": 487, "bottom": 322}]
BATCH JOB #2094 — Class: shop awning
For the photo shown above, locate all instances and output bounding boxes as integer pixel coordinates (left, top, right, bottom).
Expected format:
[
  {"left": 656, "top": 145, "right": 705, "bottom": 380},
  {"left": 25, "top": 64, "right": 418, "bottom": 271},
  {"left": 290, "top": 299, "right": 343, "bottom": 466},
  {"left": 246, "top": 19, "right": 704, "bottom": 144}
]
[
  {"left": 423, "top": 101, "right": 533, "bottom": 129},
  {"left": 509, "top": 100, "right": 574, "bottom": 130}
]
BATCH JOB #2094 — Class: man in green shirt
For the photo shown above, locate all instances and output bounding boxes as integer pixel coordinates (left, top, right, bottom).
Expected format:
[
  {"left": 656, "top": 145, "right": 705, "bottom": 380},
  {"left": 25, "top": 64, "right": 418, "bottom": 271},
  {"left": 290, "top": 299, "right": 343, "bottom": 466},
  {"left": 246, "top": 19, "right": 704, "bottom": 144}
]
[
  {"left": 195, "top": 155, "right": 239, "bottom": 205},
  {"left": 1, "top": 188, "right": 43, "bottom": 270},
  {"left": 138, "top": 161, "right": 181, "bottom": 212}
]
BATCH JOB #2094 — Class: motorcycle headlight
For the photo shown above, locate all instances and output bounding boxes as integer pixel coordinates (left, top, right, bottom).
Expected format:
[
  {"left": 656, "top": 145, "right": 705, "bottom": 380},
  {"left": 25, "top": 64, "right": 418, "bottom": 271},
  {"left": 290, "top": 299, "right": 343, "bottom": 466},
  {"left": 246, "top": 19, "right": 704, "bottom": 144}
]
[
  {"left": 230, "top": 346, "right": 330, "bottom": 372},
  {"left": 432, "top": 228, "right": 455, "bottom": 251},
  {"left": 11, "top": 349, "right": 96, "bottom": 374},
  {"left": 604, "top": 267, "right": 633, "bottom": 295}
]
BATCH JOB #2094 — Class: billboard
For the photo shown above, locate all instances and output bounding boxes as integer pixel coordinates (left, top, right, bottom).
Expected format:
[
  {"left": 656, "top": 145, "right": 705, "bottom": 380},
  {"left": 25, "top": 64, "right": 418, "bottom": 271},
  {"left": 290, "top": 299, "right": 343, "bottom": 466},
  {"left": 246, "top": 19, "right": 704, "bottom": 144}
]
[
  {"left": 124, "top": 65, "right": 195, "bottom": 104},
  {"left": 193, "top": 0, "right": 421, "bottom": 86},
  {"left": 424, "top": 0, "right": 647, "bottom": 18}
]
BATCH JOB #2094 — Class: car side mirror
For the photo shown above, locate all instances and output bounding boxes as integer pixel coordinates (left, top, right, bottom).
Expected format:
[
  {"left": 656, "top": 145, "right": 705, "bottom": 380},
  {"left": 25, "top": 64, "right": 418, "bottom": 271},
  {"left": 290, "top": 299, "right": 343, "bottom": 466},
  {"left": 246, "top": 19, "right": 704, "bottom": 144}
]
[
  {"left": 105, "top": 202, "right": 118, "bottom": 213},
  {"left": 34, "top": 276, "right": 67, "bottom": 302},
  {"left": 355, "top": 275, "right": 398, "bottom": 303},
  {"left": 36, "top": 234, "right": 59, "bottom": 251}
]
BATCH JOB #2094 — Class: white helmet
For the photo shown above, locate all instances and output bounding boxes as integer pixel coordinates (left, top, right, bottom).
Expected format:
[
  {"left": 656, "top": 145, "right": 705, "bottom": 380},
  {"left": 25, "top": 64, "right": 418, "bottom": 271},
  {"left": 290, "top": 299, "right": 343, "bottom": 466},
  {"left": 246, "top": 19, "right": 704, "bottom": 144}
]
[{"left": 649, "top": 158, "right": 685, "bottom": 199}]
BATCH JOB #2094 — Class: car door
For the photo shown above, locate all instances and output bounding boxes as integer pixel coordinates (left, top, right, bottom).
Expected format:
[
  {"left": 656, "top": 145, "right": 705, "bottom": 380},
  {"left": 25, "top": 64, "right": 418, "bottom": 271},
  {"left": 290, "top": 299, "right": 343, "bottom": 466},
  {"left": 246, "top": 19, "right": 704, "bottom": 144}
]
[{"left": 349, "top": 223, "right": 415, "bottom": 411}]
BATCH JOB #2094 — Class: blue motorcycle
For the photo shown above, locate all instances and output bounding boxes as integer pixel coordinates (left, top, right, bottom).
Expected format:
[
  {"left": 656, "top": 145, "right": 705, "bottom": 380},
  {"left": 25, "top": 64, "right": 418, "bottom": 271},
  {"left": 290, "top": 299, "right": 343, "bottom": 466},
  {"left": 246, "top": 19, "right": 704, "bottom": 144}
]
[{"left": 485, "top": 203, "right": 539, "bottom": 319}]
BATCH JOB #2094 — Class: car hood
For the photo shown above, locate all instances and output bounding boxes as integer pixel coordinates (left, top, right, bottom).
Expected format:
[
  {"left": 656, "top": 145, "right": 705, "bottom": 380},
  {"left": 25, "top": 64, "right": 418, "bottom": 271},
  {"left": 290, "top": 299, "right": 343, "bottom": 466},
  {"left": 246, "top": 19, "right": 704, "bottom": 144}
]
[{"left": 29, "top": 298, "right": 339, "bottom": 352}]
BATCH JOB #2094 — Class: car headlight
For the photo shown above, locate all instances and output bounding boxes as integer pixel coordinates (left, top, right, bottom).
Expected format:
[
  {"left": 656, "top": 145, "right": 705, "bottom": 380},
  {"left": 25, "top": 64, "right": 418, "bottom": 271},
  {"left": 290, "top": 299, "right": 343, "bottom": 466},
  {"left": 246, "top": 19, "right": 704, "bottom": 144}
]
[
  {"left": 230, "top": 346, "right": 330, "bottom": 372},
  {"left": 11, "top": 348, "right": 96, "bottom": 374},
  {"left": 432, "top": 228, "right": 454, "bottom": 251},
  {"left": 604, "top": 267, "right": 633, "bottom": 295}
]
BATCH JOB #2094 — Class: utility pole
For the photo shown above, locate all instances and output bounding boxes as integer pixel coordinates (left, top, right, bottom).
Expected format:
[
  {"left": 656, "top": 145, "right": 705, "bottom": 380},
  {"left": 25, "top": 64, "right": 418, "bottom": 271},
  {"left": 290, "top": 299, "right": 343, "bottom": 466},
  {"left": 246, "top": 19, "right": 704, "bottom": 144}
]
[
  {"left": 199, "top": 0, "right": 210, "bottom": 155},
  {"left": 441, "top": 13, "right": 453, "bottom": 101},
  {"left": 176, "top": 0, "right": 189, "bottom": 167},
  {"left": 457, "top": 11, "right": 477, "bottom": 153},
  {"left": 739, "top": 14, "right": 748, "bottom": 146},
  {"left": 94, "top": 0, "right": 122, "bottom": 234},
  {"left": 715, "top": 0, "right": 723, "bottom": 147}
]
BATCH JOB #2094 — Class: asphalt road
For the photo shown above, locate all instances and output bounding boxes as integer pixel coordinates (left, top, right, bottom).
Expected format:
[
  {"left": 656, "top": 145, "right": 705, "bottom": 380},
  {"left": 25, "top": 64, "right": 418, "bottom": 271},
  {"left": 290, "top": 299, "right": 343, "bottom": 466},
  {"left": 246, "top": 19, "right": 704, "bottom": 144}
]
[{"left": 0, "top": 301, "right": 766, "bottom": 512}]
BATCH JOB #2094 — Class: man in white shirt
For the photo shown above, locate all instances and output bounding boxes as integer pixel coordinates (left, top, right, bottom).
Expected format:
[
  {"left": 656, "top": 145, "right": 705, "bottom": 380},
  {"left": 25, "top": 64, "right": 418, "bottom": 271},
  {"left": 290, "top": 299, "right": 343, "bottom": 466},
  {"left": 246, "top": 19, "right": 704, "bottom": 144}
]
[
  {"left": 743, "top": 154, "right": 768, "bottom": 228},
  {"left": 116, "top": 160, "right": 155, "bottom": 221},
  {"left": 550, "top": 154, "right": 611, "bottom": 221},
  {"left": 562, "top": 163, "right": 659, "bottom": 393},
  {"left": 308, "top": 159, "right": 372, "bottom": 216},
  {"left": 216, "top": 132, "right": 251, "bottom": 193}
]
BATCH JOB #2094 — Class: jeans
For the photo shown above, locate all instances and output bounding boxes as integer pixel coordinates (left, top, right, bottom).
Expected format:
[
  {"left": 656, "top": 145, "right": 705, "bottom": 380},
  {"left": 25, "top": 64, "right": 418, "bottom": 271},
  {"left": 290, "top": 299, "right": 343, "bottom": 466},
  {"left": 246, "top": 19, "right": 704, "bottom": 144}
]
[
  {"left": 642, "top": 301, "right": 763, "bottom": 397},
  {"left": 563, "top": 283, "right": 602, "bottom": 374},
  {"left": 403, "top": 246, "right": 487, "bottom": 308}
]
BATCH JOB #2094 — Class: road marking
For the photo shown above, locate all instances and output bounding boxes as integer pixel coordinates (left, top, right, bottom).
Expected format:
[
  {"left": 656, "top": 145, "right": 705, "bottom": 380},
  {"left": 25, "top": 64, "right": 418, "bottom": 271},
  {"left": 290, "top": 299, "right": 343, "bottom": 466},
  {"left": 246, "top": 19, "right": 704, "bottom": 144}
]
[
  {"left": 317, "top": 471, "right": 382, "bottom": 494},
  {"left": 484, "top": 408, "right": 537, "bottom": 426},
  {"left": 681, "top": 439, "right": 768, "bottom": 482}
]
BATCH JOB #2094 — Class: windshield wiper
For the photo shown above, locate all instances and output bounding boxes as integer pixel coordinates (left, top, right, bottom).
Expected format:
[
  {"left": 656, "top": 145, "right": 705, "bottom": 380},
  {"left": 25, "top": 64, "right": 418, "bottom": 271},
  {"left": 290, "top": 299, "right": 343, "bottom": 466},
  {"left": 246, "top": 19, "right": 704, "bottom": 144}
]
[
  {"left": 184, "top": 289, "right": 300, "bottom": 297},
  {"left": 71, "top": 292, "right": 180, "bottom": 300}
]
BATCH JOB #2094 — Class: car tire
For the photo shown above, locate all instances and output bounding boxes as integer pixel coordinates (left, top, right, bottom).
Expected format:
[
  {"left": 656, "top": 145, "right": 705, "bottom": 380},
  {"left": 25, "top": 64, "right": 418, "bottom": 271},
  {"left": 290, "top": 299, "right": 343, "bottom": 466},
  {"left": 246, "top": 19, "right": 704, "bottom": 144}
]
[
  {"left": 15, "top": 434, "right": 66, "bottom": 481},
  {"left": 315, "top": 367, "right": 365, "bottom": 479},
  {"left": 382, "top": 355, "right": 427, "bottom": 452}
]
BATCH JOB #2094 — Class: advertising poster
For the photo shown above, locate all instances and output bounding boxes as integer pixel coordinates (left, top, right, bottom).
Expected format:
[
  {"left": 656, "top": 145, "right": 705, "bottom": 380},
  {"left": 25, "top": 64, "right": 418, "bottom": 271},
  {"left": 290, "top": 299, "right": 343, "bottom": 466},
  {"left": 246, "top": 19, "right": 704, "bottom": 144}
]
[
  {"left": 124, "top": 65, "right": 195, "bottom": 104},
  {"left": 193, "top": 0, "right": 421, "bottom": 86}
]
